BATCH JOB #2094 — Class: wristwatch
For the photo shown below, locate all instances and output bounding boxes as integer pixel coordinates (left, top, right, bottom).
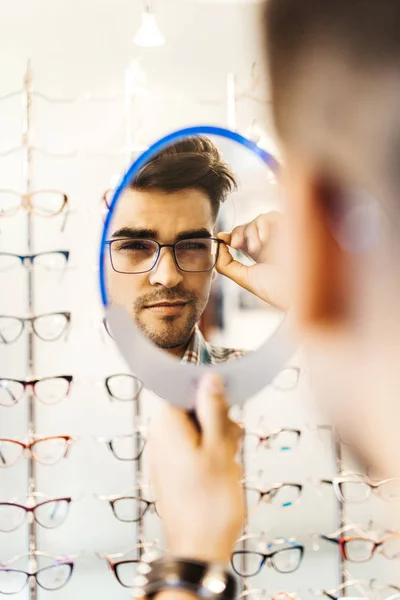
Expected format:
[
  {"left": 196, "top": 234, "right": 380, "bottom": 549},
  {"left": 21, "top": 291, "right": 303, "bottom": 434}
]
[{"left": 133, "top": 556, "right": 237, "bottom": 600}]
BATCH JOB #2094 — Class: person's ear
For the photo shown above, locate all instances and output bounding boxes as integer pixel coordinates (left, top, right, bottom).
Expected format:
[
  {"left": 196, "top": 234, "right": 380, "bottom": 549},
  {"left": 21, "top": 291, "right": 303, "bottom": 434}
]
[
  {"left": 285, "top": 162, "right": 351, "bottom": 333},
  {"left": 212, "top": 269, "right": 218, "bottom": 282}
]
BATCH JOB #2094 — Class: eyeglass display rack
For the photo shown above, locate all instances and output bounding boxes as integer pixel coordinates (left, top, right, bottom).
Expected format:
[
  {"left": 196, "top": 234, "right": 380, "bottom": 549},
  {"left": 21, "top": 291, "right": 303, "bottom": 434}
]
[
  {"left": 2, "top": 58, "right": 397, "bottom": 600},
  {"left": 0, "top": 61, "right": 80, "bottom": 600}
]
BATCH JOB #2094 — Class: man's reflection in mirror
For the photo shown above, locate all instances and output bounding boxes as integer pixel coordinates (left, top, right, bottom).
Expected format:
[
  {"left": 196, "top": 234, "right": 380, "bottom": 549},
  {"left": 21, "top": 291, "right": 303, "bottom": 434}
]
[{"left": 106, "top": 136, "right": 246, "bottom": 364}]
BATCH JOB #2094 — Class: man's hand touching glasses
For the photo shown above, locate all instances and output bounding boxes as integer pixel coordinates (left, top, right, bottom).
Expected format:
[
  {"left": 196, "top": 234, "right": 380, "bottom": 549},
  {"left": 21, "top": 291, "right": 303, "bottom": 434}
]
[{"left": 217, "top": 211, "right": 288, "bottom": 310}]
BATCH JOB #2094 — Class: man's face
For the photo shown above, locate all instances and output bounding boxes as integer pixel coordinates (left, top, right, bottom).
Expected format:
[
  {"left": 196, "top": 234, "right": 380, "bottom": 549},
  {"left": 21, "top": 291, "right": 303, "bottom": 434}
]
[{"left": 106, "top": 187, "right": 216, "bottom": 353}]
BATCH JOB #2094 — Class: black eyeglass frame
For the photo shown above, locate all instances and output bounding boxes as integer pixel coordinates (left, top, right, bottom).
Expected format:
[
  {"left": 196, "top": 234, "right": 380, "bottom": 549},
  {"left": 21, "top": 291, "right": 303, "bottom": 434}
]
[
  {"left": 105, "top": 237, "right": 226, "bottom": 274},
  {"left": 231, "top": 545, "right": 304, "bottom": 577},
  {"left": 105, "top": 433, "right": 147, "bottom": 462},
  {"left": 105, "top": 374, "right": 143, "bottom": 401}
]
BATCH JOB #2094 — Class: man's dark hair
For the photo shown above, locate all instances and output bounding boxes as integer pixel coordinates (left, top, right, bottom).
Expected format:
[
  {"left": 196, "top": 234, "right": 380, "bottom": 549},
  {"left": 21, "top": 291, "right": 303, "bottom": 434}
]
[{"left": 129, "top": 136, "right": 237, "bottom": 221}]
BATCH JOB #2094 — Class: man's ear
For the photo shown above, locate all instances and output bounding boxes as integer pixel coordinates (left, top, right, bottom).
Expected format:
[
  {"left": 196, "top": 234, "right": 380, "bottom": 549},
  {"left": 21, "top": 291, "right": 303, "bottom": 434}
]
[
  {"left": 286, "top": 162, "right": 351, "bottom": 332},
  {"left": 212, "top": 269, "right": 218, "bottom": 282}
]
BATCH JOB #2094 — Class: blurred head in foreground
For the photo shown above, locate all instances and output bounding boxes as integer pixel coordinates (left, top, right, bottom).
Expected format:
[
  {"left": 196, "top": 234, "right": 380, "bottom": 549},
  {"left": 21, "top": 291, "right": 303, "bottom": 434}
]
[{"left": 266, "top": 0, "right": 400, "bottom": 475}]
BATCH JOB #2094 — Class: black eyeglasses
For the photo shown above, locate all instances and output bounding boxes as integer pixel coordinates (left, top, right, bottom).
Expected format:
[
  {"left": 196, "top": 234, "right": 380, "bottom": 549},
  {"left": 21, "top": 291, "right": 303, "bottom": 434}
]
[
  {"left": 231, "top": 544, "right": 304, "bottom": 577},
  {"left": 0, "top": 376, "right": 73, "bottom": 407},
  {"left": 99, "top": 494, "right": 159, "bottom": 523},
  {"left": 0, "top": 251, "right": 69, "bottom": 272},
  {"left": 97, "top": 432, "right": 146, "bottom": 461},
  {"left": 106, "top": 237, "right": 224, "bottom": 274},
  {"left": 105, "top": 374, "right": 143, "bottom": 401},
  {"left": 0, "top": 312, "right": 71, "bottom": 343}
]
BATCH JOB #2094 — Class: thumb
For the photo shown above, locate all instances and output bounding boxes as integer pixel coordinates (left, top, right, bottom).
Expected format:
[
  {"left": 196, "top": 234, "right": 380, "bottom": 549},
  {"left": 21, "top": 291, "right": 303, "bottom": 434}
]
[
  {"left": 216, "top": 243, "right": 250, "bottom": 289},
  {"left": 196, "top": 373, "right": 229, "bottom": 447}
]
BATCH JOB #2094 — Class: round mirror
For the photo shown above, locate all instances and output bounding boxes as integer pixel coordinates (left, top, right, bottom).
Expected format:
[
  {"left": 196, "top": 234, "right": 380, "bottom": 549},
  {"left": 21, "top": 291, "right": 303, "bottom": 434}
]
[{"left": 99, "top": 126, "right": 294, "bottom": 408}]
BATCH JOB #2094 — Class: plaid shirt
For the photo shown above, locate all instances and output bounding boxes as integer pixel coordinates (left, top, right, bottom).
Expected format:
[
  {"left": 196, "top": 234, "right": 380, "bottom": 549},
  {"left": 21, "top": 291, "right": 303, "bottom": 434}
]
[{"left": 181, "top": 326, "right": 246, "bottom": 365}]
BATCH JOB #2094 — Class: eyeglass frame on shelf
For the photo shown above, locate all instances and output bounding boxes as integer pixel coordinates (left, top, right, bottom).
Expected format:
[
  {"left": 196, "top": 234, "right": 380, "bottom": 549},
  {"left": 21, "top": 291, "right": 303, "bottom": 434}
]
[
  {"left": 99, "top": 541, "right": 163, "bottom": 588},
  {"left": 96, "top": 431, "right": 147, "bottom": 461},
  {"left": 0, "top": 435, "right": 75, "bottom": 467},
  {"left": 0, "top": 494, "right": 72, "bottom": 532},
  {"left": 320, "top": 530, "right": 400, "bottom": 562},
  {"left": 0, "top": 375, "right": 73, "bottom": 407},
  {"left": 246, "top": 428, "right": 302, "bottom": 451},
  {"left": 104, "top": 373, "right": 143, "bottom": 402},
  {"left": 96, "top": 491, "right": 159, "bottom": 523},
  {"left": 231, "top": 541, "right": 304, "bottom": 577},
  {"left": 0, "top": 250, "right": 70, "bottom": 270},
  {"left": 244, "top": 481, "right": 303, "bottom": 509},
  {"left": 0, "top": 189, "right": 69, "bottom": 217},
  {"left": 320, "top": 473, "right": 400, "bottom": 503},
  {"left": 0, "top": 311, "right": 71, "bottom": 343}
]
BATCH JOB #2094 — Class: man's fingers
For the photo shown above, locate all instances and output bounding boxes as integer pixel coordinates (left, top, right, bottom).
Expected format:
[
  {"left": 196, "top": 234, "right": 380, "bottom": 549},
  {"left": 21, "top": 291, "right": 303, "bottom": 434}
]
[
  {"left": 226, "top": 421, "right": 244, "bottom": 459},
  {"left": 148, "top": 402, "right": 199, "bottom": 455},
  {"left": 243, "top": 220, "right": 263, "bottom": 258},
  {"left": 230, "top": 226, "right": 247, "bottom": 252},
  {"left": 196, "top": 373, "right": 230, "bottom": 447},
  {"left": 217, "top": 232, "right": 231, "bottom": 245},
  {"left": 216, "top": 243, "right": 251, "bottom": 289}
]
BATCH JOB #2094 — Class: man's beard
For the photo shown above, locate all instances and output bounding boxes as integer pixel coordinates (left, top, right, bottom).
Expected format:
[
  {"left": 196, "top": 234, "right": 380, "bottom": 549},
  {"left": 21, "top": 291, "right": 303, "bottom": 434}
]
[{"left": 132, "top": 284, "right": 207, "bottom": 350}]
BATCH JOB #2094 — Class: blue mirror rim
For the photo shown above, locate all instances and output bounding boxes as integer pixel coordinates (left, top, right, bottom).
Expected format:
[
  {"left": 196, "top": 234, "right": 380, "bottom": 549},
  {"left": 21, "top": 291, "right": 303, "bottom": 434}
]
[{"left": 99, "top": 124, "right": 279, "bottom": 307}]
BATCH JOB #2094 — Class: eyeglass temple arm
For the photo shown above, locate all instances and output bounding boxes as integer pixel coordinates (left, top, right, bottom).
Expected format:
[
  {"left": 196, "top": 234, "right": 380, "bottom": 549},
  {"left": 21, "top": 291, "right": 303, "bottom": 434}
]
[
  {"left": 60, "top": 205, "right": 69, "bottom": 233},
  {"left": 320, "top": 535, "right": 340, "bottom": 546},
  {"left": 0, "top": 448, "right": 7, "bottom": 465}
]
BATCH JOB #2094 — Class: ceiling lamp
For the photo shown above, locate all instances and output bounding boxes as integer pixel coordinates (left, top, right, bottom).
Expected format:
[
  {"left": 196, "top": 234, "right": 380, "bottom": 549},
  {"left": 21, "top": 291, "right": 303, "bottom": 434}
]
[{"left": 134, "top": 0, "right": 165, "bottom": 48}]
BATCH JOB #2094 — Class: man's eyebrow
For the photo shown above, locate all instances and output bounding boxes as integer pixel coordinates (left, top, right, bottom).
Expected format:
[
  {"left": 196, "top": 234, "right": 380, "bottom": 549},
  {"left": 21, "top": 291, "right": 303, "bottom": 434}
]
[
  {"left": 111, "top": 227, "right": 158, "bottom": 239},
  {"left": 175, "top": 229, "right": 212, "bottom": 242}
]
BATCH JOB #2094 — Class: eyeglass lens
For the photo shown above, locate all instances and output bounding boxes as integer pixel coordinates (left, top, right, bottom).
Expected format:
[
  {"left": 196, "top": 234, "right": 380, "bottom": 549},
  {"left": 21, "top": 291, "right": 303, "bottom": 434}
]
[
  {"left": 0, "top": 440, "right": 24, "bottom": 466},
  {"left": 0, "top": 251, "right": 68, "bottom": 272},
  {"left": 0, "top": 377, "right": 71, "bottom": 407},
  {"left": 31, "top": 437, "right": 69, "bottom": 465},
  {"left": 0, "top": 499, "right": 70, "bottom": 532},
  {"left": 344, "top": 538, "right": 376, "bottom": 562},
  {"left": 254, "top": 430, "right": 300, "bottom": 452},
  {"left": 112, "top": 497, "right": 154, "bottom": 522},
  {"left": 114, "top": 560, "right": 141, "bottom": 588},
  {"left": 35, "top": 563, "right": 72, "bottom": 590},
  {"left": 247, "top": 484, "right": 301, "bottom": 510},
  {"left": 231, "top": 547, "right": 302, "bottom": 577},
  {"left": 336, "top": 477, "right": 400, "bottom": 503},
  {"left": 109, "top": 434, "right": 145, "bottom": 461},
  {"left": 109, "top": 238, "right": 220, "bottom": 274},
  {"left": 0, "top": 563, "right": 72, "bottom": 594},
  {"left": 106, "top": 374, "right": 142, "bottom": 401},
  {"left": 0, "top": 190, "right": 66, "bottom": 217},
  {"left": 0, "top": 314, "right": 69, "bottom": 344},
  {"left": 32, "top": 313, "right": 69, "bottom": 341}
]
